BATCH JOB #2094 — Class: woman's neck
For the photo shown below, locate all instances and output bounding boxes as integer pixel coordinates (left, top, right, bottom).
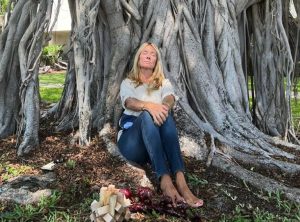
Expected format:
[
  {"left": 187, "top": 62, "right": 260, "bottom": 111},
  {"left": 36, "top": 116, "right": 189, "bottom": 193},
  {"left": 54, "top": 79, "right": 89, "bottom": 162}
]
[{"left": 139, "top": 68, "right": 153, "bottom": 83}]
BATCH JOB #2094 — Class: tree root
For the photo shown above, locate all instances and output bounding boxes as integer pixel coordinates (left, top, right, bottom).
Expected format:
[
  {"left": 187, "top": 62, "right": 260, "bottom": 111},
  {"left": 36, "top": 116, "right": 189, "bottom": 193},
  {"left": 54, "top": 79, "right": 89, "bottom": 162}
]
[
  {"left": 212, "top": 155, "right": 300, "bottom": 203},
  {"left": 17, "top": 137, "right": 39, "bottom": 156},
  {"left": 206, "top": 135, "right": 216, "bottom": 167},
  {"left": 99, "top": 124, "right": 154, "bottom": 189},
  {"left": 228, "top": 149, "right": 300, "bottom": 176}
]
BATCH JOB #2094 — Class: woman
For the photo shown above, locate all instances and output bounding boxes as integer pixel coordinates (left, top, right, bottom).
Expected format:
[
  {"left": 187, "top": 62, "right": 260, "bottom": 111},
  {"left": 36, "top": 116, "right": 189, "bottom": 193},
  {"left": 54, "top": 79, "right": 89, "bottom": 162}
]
[{"left": 118, "top": 42, "right": 203, "bottom": 207}]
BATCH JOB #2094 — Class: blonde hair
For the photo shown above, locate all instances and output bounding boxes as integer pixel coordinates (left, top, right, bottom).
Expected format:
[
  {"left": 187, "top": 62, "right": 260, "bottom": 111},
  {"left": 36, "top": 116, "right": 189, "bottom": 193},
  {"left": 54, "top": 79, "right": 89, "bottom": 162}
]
[{"left": 128, "top": 42, "right": 165, "bottom": 91}]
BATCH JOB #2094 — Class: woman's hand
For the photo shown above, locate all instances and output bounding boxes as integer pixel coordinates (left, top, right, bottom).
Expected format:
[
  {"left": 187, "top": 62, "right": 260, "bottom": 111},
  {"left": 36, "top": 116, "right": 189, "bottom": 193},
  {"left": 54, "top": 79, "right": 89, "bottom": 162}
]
[
  {"left": 144, "top": 102, "right": 169, "bottom": 126},
  {"left": 124, "top": 98, "right": 169, "bottom": 125}
]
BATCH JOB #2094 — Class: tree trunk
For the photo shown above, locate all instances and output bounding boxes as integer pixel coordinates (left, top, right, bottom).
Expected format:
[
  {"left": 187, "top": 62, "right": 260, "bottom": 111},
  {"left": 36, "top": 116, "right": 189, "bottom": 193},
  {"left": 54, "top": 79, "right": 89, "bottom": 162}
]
[
  {"left": 250, "top": 1, "right": 293, "bottom": 137},
  {"left": 0, "top": 0, "right": 55, "bottom": 155}
]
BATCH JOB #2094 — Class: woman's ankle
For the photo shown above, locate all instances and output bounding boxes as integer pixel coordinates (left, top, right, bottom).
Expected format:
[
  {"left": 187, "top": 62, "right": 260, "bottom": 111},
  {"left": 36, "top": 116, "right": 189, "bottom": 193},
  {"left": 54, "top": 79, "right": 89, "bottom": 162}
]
[
  {"left": 160, "top": 174, "right": 173, "bottom": 189},
  {"left": 175, "top": 171, "right": 188, "bottom": 188}
]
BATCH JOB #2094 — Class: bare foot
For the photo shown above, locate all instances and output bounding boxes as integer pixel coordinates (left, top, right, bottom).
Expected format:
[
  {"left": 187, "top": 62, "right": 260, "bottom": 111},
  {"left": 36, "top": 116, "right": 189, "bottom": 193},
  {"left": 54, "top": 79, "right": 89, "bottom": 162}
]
[
  {"left": 160, "top": 174, "right": 184, "bottom": 206},
  {"left": 175, "top": 171, "right": 203, "bottom": 207}
]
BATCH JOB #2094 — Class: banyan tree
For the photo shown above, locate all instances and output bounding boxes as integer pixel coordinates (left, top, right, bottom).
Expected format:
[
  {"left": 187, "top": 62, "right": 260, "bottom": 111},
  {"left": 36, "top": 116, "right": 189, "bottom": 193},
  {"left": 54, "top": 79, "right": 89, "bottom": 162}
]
[{"left": 1, "top": 0, "right": 300, "bottom": 203}]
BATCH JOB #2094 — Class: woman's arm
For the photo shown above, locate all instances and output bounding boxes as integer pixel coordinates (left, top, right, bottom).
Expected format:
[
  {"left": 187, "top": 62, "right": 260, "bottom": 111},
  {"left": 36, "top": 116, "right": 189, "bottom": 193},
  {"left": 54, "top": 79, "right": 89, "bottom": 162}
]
[
  {"left": 162, "top": 95, "right": 175, "bottom": 110},
  {"left": 125, "top": 97, "right": 169, "bottom": 126}
]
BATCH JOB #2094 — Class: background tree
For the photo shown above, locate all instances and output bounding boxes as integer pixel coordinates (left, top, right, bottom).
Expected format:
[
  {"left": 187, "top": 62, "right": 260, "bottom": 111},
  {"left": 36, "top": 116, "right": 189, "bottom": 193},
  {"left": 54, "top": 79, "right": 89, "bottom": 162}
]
[
  {"left": 0, "top": 0, "right": 57, "bottom": 155},
  {"left": 1, "top": 0, "right": 300, "bottom": 202},
  {"left": 0, "top": 0, "right": 9, "bottom": 15}
]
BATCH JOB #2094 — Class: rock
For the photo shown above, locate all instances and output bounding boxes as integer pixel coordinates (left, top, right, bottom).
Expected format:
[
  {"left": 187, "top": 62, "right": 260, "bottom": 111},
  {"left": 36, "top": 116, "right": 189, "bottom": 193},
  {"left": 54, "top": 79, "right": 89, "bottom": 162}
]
[
  {"left": 99, "top": 123, "right": 121, "bottom": 157},
  {"left": 0, "top": 173, "right": 55, "bottom": 205},
  {"left": 139, "top": 175, "right": 154, "bottom": 189},
  {"left": 123, "top": 163, "right": 154, "bottom": 189},
  {"left": 41, "top": 161, "right": 56, "bottom": 171},
  {"left": 0, "top": 188, "right": 52, "bottom": 205}
]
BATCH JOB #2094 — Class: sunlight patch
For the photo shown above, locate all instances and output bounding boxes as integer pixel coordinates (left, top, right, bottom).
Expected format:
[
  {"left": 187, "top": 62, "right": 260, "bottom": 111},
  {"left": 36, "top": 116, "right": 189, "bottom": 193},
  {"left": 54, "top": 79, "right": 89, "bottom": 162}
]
[{"left": 290, "top": 1, "right": 297, "bottom": 19}]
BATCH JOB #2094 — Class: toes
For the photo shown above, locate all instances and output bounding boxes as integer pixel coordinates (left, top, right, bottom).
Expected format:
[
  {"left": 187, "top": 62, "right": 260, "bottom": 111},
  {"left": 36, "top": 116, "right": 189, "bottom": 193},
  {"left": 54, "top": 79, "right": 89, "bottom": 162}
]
[
  {"left": 191, "top": 199, "right": 204, "bottom": 208},
  {"left": 175, "top": 194, "right": 184, "bottom": 202},
  {"left": 194, "top": 199, "right": 204, "bottom": 207},
  {"left": 186, "top": 198, "right": 204, "bottom": 208}
]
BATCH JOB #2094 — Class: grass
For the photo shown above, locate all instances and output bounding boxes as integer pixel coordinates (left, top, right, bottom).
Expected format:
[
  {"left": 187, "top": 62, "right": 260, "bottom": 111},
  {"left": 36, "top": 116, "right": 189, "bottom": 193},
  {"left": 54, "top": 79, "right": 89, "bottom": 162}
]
[
  {"left": 220, "top": 190, "right": 300, "bottom": 222},
  {"left": 0, "top": 189, "right": 99, "bottom": 222},
  {"left": 186, "top": 173, "right": 208, "bottom": 187},
  {"left": 0, "top": 163, "right": 35, "bottom": 182},
  {"left": 0, "top": 191, "right": 80, "bottom": 222},
  {"left": 39, "top": 72, "right": 65, "bottom": 103},
  {"left": 65, "top": 159, "right": 76, "bottom": 169},
  {"left": 39, "top": 73, "right": 65, "bottom": 85},
  {"left": 291, "top": 99, "right": 300, "bottom": 131},
  {"left": 39, "top": 87, "right": 64, "bottom": 103}
]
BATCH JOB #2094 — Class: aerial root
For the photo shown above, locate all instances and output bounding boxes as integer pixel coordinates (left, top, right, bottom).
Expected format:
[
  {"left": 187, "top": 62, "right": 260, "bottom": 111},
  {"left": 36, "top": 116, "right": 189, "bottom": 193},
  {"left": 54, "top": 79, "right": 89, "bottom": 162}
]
[{"left": 212, "top": 154, "right": 300, "bottom": 203}]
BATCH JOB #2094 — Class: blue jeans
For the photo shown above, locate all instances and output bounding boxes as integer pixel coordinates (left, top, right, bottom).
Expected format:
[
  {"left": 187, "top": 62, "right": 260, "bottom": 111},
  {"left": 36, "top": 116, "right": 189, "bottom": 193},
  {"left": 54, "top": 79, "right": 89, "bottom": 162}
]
[{"left": 118, "top": 111, "right": 185, "bottom": 179}]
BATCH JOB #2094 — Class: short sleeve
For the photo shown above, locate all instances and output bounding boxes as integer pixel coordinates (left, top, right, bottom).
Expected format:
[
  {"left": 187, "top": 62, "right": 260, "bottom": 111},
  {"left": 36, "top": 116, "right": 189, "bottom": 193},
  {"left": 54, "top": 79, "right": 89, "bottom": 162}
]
[
  {"left": 120, "top": 79, "right": 136, "bottom": 108},
  {"left": 161, "top": 79, "right": 176, "bottom": 100}
]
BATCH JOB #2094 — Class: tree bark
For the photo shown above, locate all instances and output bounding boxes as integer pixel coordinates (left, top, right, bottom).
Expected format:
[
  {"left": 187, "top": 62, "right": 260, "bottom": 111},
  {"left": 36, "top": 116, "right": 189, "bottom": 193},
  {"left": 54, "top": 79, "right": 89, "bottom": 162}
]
[
  {"left": 0, "top": 0, "right": 28, "bottom": 139},
  {"left": 0, "top": 0, "right": 56, "bottom": 155},
  {"left": 250, "top": 1, "right": 293, "bottom": 137}
]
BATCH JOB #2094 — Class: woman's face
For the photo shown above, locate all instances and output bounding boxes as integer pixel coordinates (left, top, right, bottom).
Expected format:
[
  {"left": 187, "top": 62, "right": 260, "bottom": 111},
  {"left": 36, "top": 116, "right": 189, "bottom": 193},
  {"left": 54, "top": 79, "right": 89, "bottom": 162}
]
[{"left": 138, "top": 45, "right": 157, "bottom": 70}]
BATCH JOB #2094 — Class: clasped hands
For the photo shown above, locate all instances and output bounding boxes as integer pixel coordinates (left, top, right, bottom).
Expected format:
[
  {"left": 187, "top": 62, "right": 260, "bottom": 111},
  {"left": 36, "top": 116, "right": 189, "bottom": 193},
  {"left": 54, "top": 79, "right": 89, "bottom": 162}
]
[{"left": 145, "top": 102, "right": 170, "bottom": 126}]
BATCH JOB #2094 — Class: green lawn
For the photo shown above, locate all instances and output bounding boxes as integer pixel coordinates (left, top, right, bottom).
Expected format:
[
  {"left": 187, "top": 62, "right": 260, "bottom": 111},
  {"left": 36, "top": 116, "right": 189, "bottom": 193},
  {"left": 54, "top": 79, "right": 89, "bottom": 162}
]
[
  {"left": 39, "top": 72, "right": 65, "bottom": 85},
  {"left": 39, "top": 87, "right": 64, "bottom": 103},
  {"left": 291, "top": 99, "right": 300, "bottom": 131},
  {"left": 39, "top": 72, "right": 65, "bottom": 103}
]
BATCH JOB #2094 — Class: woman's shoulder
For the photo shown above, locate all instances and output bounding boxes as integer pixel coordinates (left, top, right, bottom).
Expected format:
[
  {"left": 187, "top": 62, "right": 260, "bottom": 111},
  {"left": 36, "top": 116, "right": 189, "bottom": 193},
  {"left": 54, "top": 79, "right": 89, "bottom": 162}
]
[
  {"left": 122, "top": 78, "right": 132, "bottom": 83},
  {"left": 121, "top": 78, "right": 135, "bottom": 86},
  {"left": 162, "top": 78, "right": 173, "bottom": 86}
]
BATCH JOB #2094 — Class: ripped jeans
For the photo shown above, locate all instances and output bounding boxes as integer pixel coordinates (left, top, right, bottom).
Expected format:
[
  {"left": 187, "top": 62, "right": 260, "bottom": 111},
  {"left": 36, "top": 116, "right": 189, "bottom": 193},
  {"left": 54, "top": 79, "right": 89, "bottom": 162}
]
[{"left": 117, "top": 111, "right": 184, "bottom": 179}]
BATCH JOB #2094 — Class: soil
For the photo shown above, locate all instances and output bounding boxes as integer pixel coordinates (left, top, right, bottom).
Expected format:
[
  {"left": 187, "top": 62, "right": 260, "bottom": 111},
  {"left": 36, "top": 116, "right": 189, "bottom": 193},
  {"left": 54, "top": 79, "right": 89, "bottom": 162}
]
[{"left": 0, "top": 116, "right": 298, "bottom": 221}]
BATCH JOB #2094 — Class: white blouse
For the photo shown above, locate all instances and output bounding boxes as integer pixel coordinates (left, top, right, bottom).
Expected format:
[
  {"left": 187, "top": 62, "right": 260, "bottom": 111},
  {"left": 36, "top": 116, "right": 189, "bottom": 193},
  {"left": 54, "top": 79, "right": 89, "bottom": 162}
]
[
  {"left": 120, "top": 78, "right": 176, "bottom": 116},
  {"left": 117, "top": 78, "right": 176, "bottom": 141}
]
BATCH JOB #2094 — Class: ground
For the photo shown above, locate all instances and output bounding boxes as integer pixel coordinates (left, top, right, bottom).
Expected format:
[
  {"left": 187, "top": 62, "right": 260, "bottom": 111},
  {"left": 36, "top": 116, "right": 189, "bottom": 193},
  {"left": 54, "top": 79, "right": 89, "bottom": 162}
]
[{"left": 1, "top": 115, "right": 300, "bottom": 221}]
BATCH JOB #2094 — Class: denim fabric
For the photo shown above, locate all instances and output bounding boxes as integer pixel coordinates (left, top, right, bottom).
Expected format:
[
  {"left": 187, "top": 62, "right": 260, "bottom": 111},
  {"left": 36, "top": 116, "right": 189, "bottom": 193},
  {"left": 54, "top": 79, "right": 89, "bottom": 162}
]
[
  {"left": 119, "top": 114, "right": 137, "bottom": 129},
  {"left": 117, "top": 111, "right": 185, "bottom": 179}
]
